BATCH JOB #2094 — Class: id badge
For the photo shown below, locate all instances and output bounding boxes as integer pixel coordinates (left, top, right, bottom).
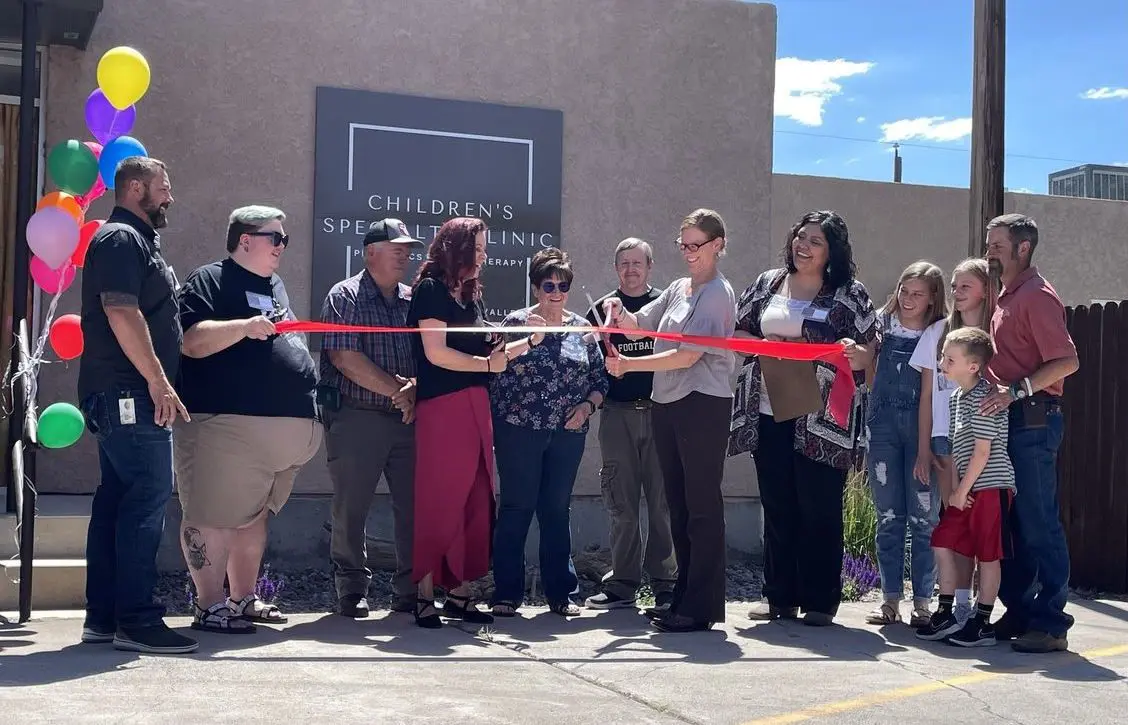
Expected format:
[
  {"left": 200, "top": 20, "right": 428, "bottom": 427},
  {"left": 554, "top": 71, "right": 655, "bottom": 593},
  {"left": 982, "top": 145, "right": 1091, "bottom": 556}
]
[
  {"left": 118, "top": 395, "right": 136, "bottom": 425},
  {"left": 801, "top": 306, "right": 829, "bottom": 323}
]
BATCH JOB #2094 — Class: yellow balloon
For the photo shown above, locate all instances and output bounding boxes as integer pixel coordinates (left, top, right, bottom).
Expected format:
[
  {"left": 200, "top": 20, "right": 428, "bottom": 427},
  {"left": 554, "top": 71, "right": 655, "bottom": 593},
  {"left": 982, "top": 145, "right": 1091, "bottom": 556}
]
[{"left": 96, "top": 46, "right": 151, "bottom": 110}]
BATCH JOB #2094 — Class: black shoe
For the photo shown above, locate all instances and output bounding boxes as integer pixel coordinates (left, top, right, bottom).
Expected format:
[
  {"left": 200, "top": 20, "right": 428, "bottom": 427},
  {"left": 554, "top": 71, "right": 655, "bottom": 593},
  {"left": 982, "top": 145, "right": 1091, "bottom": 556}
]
[
  {"left": 747, "top": 602, "right": 800, "bottom": 621},
  {"left": 584, "top": 591, "right": 637, "bottom": 610},
  {"left": 442, "top": 594, "right": 494, "bottom": 624},
  {"left": 415, "top": 598, "right": 443, "bottom": 629},
  {"left": 81, "top": 624, "right": 115, "bottom": 644},
  {"left": 113, "top": 623, "right": 198, "bottom": 654},
  {"left": 915, "top": 610, "right": 962, "bottom": 641},
  {"left": 992, "top": 612, "right": 1027, "bottom": 641},
  {"left": 948, "top": 616, "right": 997, "bottom": 647},
  {"left": 652, "top": 614, "right": 713, "bottom": 633},
  {"left": 1012, "top": 630, "right": 1068, "bottom": 653},
  {"left": 391, "top": 597, "right": 415, "bottom": 614},
  {"left": 643, "top": 591, "right": 676, "bottom": 620},
  {"left": 338, "top": 595, "right": 370, "bottom": 619}
]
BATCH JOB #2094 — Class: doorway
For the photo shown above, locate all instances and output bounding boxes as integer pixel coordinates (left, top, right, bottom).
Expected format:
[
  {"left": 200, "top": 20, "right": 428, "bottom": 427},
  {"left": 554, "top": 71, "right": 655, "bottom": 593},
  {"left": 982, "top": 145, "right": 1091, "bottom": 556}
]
[{"left": 1, "top": 43, "right": 45, "bottom": 491}]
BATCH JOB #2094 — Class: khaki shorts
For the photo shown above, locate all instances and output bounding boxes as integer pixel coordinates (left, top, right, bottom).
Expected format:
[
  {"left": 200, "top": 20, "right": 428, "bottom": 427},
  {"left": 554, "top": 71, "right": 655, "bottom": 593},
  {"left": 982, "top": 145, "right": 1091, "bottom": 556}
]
[{"left": 174, "top": 414, "right": 323, "bottom": 528}]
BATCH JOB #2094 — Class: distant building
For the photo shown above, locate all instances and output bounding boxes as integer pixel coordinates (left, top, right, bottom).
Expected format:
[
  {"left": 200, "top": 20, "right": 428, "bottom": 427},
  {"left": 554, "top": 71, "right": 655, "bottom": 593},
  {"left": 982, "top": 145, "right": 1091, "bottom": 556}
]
[{"left": 1048, "top": 164, "right": 1128, "bottom": 201}]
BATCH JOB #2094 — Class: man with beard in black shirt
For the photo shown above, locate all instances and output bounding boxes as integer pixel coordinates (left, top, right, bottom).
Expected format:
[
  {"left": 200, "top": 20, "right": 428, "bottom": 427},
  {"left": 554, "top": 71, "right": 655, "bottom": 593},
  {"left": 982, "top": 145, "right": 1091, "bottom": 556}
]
[
  {"left": 174, "top": 205, "right": 322, "bottom": 634},
  {"left": 78, "top": 156, "right": 197, "bottom": 654},
  {"left": 584, "top": 238, "right": 677, "bottom": 616}
]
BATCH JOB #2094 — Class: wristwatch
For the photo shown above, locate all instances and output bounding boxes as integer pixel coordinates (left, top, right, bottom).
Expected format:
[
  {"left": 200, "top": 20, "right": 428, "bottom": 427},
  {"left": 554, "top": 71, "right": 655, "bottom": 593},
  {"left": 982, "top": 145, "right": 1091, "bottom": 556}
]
[
  {"left": 1009, "top": 376, "right": 1032, "bottom": 400},
  {"left": 584, "top": 400, "right": 596, "bottom": 415}
]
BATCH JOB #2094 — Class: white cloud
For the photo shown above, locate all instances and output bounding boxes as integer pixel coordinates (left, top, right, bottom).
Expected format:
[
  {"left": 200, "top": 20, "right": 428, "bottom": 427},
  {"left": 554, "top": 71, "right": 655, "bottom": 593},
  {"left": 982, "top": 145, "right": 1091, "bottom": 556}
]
[
  {"left": 856, "top": 116, "right": 866, "bottom": 123},
  {"left": 880, "top": 116, "right": 972, "bottom": 143},
  {"left": 845, "top": 157, "right": 860, "bottom": 165},
  {"left": 1081, "top": 87, "right": 1128, "bottom": 100},
  {"left": 775, "top": 58, "right": 875, "bottom": 126},
  {"left": 1114, "top": 161, "right": 1128, "bottom": 167},
  {"left": 1009, "top": 187, "right": 1036, "bottom": 194}
]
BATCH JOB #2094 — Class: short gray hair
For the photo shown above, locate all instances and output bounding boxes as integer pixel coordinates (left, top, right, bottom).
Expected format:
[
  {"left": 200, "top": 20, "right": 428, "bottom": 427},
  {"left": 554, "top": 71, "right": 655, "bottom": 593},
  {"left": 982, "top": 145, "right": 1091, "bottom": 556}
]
[
  {"left": 614, "top": 237, "right": 653, "bottom": 264},
  {"left": 226, "top": 205, "right": 285, "bottom": 252}
]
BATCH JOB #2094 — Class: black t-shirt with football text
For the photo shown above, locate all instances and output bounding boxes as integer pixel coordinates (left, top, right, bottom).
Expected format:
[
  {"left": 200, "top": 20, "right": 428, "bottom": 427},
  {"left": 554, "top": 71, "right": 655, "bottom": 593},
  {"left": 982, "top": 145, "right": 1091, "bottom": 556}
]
[
  {"left": 406, "top": 276, "right": 495, "bottom": 402},
  {"left": 176, "top": 258, "right": 318, "bottom": 419},
  {"left": 586, "top": 287, "right": 661, "bottom": 403},
  {"left": 78, "top": 207, "right": 183, "bottom": 401}
]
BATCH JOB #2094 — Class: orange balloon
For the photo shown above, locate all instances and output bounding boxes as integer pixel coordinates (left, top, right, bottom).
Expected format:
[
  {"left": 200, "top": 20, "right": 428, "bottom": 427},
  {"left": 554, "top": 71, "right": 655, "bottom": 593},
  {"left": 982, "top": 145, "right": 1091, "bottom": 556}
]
[{"left": 37, "top": 192, "right": 84, "bottom": 225}]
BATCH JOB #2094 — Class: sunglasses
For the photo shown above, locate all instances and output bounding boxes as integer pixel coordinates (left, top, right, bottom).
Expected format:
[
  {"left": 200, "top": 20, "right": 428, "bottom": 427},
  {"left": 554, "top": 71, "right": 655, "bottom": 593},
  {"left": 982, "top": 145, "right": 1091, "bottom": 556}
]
[
  {"left": 540, "top": 280, "right": 571, "bottom": 294},
  {"left": 247, "top": 231, "right": 289, "bottom": 247}
]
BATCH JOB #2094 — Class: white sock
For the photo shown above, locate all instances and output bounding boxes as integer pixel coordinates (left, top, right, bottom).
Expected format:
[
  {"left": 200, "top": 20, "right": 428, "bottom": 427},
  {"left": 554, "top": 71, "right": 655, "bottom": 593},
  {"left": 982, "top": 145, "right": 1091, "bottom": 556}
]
[{"left": 955, "top": 589, "right": 971, "bottom": 608}]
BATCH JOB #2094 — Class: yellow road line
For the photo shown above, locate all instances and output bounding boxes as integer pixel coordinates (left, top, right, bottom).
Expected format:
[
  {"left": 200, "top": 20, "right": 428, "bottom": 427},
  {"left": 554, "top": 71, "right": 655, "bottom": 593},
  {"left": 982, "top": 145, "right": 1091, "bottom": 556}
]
[{"left": 742, "top": 644, "right": 1128, "bottom": 725}]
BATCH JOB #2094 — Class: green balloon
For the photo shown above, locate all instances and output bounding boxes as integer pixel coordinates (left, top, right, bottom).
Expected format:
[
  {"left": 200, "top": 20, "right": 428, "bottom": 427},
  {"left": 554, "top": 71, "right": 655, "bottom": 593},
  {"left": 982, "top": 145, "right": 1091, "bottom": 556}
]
[
  {"left": 37, "top": 402, "right": 85, "bottom": 449},
  {"left": 47, "top": 140, "right": 99, "bottom": 196}
]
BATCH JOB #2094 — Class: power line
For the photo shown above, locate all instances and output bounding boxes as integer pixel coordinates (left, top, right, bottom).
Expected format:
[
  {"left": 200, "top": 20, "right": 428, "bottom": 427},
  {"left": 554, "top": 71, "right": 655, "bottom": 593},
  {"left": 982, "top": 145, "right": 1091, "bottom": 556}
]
[{"left": 773, "top": 128, "right": 1092, "bottom": 165}]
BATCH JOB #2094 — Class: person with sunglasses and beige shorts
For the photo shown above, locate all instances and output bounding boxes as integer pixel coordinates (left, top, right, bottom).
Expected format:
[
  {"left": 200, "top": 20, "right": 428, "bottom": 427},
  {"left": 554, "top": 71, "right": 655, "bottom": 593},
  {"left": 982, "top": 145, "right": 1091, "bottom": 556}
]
[{"left": 173, "top": 205, "right": 323, "bottom": 634}]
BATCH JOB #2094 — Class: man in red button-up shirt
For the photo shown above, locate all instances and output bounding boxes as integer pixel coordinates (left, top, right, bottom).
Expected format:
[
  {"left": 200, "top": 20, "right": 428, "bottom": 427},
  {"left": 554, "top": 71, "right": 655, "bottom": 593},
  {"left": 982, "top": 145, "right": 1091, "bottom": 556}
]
[{"left": 979, "top": 213, "right": 1079, "bottom": 654}]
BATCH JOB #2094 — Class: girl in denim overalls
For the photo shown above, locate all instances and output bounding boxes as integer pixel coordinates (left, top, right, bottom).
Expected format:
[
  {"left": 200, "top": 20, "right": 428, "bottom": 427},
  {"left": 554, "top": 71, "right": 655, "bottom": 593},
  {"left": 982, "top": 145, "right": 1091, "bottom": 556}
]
[
  {"left": 909, "top": 257, "right": 995, "bottom": 624},
  {"left": 864, "top": 261, "right": 948, "bottom": 627}
]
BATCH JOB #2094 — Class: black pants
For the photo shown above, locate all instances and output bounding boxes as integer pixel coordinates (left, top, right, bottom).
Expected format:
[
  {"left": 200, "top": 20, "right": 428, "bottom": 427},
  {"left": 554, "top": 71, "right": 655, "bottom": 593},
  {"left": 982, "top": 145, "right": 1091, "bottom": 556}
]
[
  {"left": 651, "top": 392, "right": 731, "bottom": 623},
  {"left": 754, "top": 416, "right": 847, "bottom": 616}
]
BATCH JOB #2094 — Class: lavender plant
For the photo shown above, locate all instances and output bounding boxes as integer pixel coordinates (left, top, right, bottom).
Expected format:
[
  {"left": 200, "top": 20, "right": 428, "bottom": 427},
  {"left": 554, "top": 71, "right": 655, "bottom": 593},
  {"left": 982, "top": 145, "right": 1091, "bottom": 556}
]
[
  {"left": 841, "top": 551, "right": 881, "bottom": 601},
  {"left": 255, "top": 564, "right": 286, "bottom": 604}
]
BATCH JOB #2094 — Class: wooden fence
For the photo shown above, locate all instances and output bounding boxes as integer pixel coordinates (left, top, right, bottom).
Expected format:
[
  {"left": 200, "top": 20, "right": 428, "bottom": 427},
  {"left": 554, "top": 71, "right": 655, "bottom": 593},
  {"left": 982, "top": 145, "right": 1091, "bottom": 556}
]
[{"left": 1059, "top": 301, "right": 1128, "bottom": 594}]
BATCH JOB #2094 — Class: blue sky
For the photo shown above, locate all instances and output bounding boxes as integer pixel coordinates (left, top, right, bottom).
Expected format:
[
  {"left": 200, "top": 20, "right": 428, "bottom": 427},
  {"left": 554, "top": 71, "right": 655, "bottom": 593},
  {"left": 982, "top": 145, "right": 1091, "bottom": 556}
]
[{"left": 766, "top": 0, "right": 1128, "bottom": 192}]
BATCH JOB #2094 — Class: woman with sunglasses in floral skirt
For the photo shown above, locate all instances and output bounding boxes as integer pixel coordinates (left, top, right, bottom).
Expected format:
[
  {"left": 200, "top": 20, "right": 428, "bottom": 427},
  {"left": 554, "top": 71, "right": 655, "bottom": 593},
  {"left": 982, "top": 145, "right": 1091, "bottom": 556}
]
[{"left": 489, "top": 248, "right": 609, "bottom": 618}]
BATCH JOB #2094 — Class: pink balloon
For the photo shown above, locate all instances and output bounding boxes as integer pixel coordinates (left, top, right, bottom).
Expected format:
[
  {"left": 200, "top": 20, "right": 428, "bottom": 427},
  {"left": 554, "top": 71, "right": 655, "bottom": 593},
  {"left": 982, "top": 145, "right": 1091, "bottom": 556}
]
[
  {"left": 74, "top": 142, "right": 107, "bottom": 210},
  {"left": 30, "top": 256, "right": 77, "bottom": 295},
  {"left": 26, "top": 207, "right": 80, "bottom": 269}
]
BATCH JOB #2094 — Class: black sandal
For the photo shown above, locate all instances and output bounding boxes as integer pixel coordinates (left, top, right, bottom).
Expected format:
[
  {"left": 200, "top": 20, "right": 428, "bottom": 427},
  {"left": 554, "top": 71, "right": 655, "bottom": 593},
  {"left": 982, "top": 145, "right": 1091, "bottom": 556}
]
[
  {"left": 491, "top": 601, "right": 519, "bottom": 618},
  {"left": 415, "top": 598, "right": 442, "bottom": 629},
  {"left": 549, "top": 600, "right": 582, "bottom": 617},
  {"left": 442, "top": 594, "right": 495, "bottom": 624},
  {"left": 191, "top": 602, "right": 257, "bottom": 634}
]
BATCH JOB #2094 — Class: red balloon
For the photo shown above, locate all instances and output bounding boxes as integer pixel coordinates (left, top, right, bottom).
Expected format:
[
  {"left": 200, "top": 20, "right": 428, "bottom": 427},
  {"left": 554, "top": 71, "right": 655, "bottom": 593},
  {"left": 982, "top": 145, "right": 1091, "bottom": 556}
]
[
  {"left": 49, "top": 314, "right": 84, "bottom": 361},
  {"left": 72, "top": 219, "right": 104, "bottom": 268}
]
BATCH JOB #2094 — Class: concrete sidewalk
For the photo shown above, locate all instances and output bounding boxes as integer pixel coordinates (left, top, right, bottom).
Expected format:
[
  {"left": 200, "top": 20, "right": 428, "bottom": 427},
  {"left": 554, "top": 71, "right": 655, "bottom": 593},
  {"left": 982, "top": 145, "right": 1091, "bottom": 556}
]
[{"left": 2, "top": 599, "right": 1126, "bottom": 724}]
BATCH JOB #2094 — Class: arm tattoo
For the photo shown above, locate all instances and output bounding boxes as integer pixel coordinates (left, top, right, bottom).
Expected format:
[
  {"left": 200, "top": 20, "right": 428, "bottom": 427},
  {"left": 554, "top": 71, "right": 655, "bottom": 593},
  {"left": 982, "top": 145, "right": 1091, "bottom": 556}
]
[
  {"left": 101, "top": 291, "right": 140, "bottom": 309},
  {"left": 182, "top": 527, "right": 211, "bottom": 571}
]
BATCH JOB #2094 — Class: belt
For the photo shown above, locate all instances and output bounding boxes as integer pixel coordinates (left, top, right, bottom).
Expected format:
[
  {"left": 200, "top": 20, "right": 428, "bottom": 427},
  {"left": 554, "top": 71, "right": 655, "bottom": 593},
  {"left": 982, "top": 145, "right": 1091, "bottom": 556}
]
[
  {"left": 341, "top": 396, "right": 396, "bottom": 414},
  {"left": 603, "top": 399, "right": 652, "bottom": 410}
]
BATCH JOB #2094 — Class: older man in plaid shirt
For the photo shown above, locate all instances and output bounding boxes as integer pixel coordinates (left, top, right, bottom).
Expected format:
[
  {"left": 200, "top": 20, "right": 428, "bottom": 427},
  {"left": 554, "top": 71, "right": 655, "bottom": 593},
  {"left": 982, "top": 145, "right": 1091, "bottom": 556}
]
[{"left": 320, "top": 218, "right": 424, "bottom": 618}]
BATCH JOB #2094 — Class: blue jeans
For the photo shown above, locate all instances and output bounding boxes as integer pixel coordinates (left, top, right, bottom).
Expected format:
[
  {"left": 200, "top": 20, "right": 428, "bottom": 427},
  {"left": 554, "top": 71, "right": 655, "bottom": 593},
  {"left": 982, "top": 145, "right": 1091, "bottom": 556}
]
[
  {"left": 867, "top": 407, "right": 938, "bottom": 600},
  {"left": 80, "top": 390, "right": 173, "bottom": 630},
  {"left": 999, "top": 409, "right": 1073, "bottom": 637},
  {"left": 491, "top": 419, "right": 585, "bottom": 606}
]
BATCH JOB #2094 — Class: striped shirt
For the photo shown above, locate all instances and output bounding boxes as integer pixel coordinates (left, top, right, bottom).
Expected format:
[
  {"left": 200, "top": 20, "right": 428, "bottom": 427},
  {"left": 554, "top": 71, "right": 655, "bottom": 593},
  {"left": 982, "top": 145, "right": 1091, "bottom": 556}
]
[
  {"left": 318, "top": 270, "right": 416, "bottom": 412},
  {"left": 948, "top": 377, "right": 1016, "bottom": 492}
]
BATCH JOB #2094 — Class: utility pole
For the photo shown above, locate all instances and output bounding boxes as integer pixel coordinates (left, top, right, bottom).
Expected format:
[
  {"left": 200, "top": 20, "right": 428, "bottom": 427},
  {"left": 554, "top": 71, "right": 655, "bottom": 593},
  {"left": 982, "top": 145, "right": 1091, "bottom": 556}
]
[
  {"left": 893, "top": 144, "right": 903, "bottom": 183},
  {"left": 968, "top": 0, "right": 1006, "bottom": 257}
]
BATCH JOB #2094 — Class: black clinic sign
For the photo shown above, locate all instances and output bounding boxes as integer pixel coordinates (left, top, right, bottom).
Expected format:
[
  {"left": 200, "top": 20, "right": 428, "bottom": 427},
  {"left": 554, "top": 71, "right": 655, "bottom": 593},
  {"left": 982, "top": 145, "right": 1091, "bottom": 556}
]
[{"left": 311, "top": 86, "right": 564, "bottom": 321}]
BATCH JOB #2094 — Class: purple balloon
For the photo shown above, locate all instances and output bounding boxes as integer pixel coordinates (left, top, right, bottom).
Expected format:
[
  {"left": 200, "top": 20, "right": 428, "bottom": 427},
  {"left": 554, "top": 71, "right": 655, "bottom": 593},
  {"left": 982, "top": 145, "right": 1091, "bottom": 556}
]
[{"left": 84, "top": 89, "right": 136, "bottom": 144}]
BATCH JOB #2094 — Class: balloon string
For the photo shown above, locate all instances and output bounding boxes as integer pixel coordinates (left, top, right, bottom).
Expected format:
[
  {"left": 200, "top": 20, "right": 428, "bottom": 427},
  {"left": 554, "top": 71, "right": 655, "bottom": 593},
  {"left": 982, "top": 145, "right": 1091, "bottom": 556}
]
[{"left": 1, "top": 284, "right": 63, "bottom": 421}]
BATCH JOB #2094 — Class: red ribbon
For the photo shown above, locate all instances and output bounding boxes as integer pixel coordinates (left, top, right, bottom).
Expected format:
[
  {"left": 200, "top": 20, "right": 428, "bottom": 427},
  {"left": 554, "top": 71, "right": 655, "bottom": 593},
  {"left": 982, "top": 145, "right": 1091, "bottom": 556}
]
[{"left": 277, "top": 321, "right": 856, "bottom": 427}]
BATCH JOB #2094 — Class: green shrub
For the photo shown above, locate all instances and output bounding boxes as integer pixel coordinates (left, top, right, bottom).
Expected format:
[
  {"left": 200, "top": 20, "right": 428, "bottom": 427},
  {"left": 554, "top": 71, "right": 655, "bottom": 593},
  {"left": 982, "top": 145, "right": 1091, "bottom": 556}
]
[{"left": 843, "top": 468, "right": 877, "bottom": 560}]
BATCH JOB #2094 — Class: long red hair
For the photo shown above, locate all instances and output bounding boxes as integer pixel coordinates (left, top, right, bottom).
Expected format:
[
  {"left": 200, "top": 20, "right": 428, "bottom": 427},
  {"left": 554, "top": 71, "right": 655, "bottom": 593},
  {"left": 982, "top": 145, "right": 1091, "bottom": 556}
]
[{"left": 413, "top": 217, "right": 486, "bottom": 303}]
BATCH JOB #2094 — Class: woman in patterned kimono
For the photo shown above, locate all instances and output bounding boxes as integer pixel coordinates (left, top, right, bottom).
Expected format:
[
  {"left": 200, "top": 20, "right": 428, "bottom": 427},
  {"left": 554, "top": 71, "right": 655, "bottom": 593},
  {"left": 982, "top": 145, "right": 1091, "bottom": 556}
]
[{"left": 729, "top": 210, "right": 877, "bottom": 627}]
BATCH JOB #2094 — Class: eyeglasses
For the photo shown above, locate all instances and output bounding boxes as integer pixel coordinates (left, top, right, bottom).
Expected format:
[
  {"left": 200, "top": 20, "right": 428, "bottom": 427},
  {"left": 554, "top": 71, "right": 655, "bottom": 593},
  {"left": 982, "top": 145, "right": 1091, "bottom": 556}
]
[
  {"left": 675, "top": 236, "right": 716, "bottom": 253},
  {"left": 540, "top": 280, "right": 571, "bottom": 294},
  {"left": 247, "top": 231, "right": 289, "bottom": 247}
]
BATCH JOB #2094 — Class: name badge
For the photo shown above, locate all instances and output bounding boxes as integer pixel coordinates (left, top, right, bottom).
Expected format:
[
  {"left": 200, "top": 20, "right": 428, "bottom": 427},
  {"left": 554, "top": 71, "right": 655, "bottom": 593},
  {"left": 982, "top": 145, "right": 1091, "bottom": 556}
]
[
  {"left": 246, "top": 291, "right": 274, "bottom": 312},
  {"left": 801, "top": 306, "right": 829, "bottom": 322}
]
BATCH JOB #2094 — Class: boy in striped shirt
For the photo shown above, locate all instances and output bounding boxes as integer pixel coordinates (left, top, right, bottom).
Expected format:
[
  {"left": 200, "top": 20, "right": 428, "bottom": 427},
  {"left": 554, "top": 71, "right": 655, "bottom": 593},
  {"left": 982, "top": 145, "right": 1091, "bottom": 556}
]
[{"left": 917, "top": 327, "right": 1016, "bottom": 646}]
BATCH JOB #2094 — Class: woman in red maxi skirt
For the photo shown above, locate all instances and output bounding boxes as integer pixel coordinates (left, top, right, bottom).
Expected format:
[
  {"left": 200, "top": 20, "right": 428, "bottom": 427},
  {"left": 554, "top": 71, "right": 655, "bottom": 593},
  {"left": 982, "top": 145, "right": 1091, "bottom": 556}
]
[{"left": 406, "top": 217, "right": 546, "bottom": 629}]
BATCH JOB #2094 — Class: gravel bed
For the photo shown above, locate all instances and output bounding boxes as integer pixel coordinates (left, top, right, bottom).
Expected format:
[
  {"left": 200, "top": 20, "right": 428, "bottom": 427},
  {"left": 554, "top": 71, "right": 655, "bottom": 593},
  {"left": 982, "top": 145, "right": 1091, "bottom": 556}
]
[{"left": 156, "top": 547, "right": 766, "bottom": 614}]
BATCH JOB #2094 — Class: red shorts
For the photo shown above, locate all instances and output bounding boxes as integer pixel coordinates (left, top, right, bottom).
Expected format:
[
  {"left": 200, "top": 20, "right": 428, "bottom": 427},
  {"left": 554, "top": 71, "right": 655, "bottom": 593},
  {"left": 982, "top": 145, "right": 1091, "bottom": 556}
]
[{"left": 931, "top": 488, "right": 1014, "bottom": 562}]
